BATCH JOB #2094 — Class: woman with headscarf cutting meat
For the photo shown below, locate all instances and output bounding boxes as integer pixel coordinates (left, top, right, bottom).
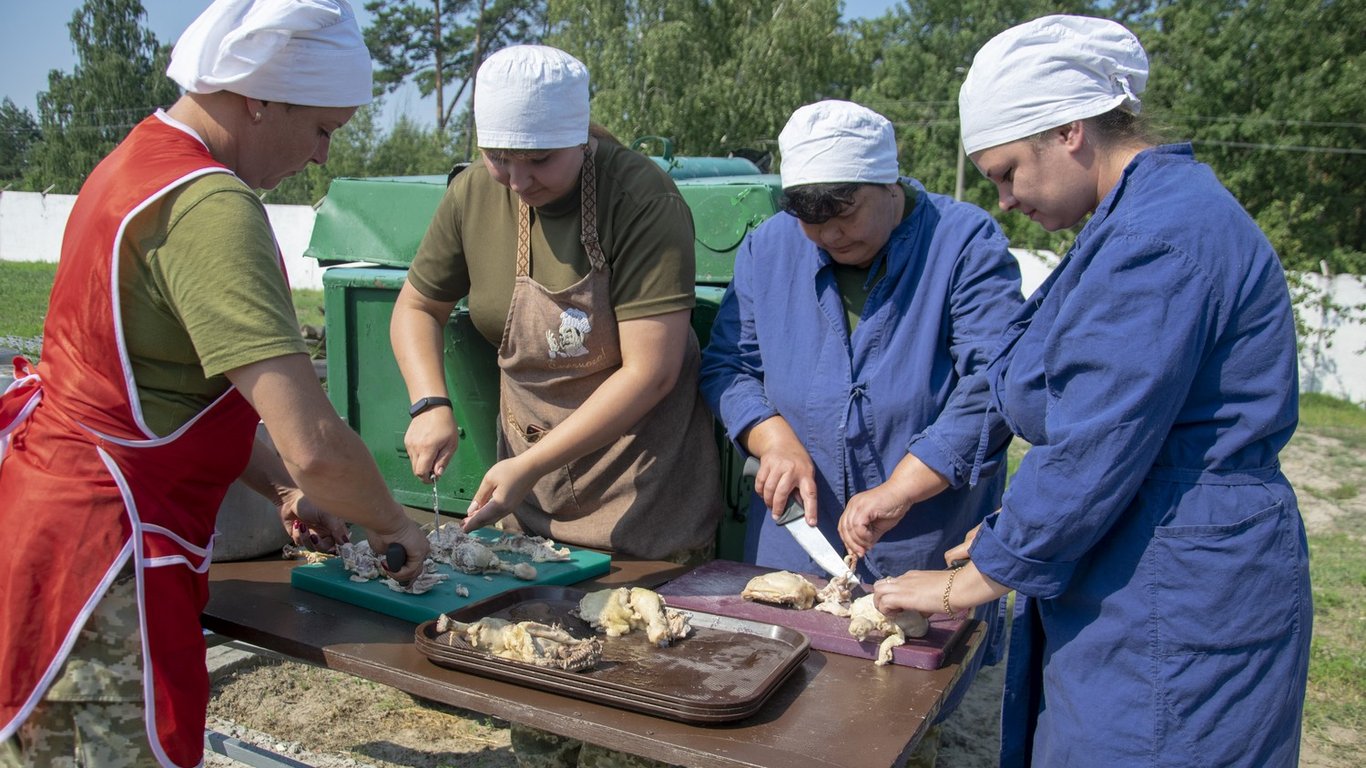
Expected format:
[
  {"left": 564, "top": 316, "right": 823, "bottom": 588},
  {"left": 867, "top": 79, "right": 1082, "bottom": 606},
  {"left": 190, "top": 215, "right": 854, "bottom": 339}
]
[
  {"left": 699, "top": 99, "right": 1023, "bottom": 766},
  {"left": 871, "top": 15, "right": 1312, "bottom": 767},
  {"left": 0, "top": 2, "right": 429, "bottom": 766}
]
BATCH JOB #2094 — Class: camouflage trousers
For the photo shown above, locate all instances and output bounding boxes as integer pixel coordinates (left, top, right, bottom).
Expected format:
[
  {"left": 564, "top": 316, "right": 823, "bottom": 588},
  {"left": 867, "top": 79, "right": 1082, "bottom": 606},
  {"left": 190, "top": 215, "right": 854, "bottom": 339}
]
[
  {"left": 511, "top": 541, "right": 713, "bottom": 768},
  {"left": 1, "top": 572, "right": 160, "bottom": 768}
]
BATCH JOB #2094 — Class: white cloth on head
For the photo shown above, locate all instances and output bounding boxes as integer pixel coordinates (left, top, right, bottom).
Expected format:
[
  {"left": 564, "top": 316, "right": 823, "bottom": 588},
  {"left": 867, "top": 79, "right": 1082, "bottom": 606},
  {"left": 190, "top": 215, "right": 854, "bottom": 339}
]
[
  {"left": 475, "top": 45, "right": 589, "bottom": 149},
  {"left": 167, "top": 0, "right": 372, "bottom": 108},
  {"left": 778, "top": 100, "right": 899, "bottom": 189},
  {"left": 959, "top": 14, "right": 1148, "bottom": 155}
]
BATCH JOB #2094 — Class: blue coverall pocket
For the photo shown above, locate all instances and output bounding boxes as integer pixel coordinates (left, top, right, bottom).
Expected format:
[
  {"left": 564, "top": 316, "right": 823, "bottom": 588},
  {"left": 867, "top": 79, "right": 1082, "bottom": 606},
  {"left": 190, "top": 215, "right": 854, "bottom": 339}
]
[{"left": 1150, "top": 500, "right": 1295, "bottom": 653}]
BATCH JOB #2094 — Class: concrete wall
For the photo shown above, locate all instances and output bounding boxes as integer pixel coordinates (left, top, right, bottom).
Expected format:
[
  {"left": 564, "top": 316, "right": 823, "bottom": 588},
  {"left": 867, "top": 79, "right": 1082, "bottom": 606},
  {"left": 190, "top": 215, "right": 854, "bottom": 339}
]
[
  {"left": 0, "top": 189, "right": 324, "bottom": 289},
  {"left": 3, "top": 190, "right": 1361, "bottom": 404}
]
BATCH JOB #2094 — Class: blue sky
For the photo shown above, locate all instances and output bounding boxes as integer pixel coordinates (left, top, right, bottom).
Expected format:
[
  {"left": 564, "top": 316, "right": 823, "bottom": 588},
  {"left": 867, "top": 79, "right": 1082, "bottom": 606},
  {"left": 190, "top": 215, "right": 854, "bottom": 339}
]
[{"left": 1, "top": 0, "right": 902, "bottom": 128}]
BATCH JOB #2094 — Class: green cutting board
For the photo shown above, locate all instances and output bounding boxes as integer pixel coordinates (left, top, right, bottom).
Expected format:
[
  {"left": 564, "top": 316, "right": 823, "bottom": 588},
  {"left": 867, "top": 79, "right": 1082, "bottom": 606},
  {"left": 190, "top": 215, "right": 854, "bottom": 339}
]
[{"left": 289, "top": 529, "right": 611, "bottom": 624}]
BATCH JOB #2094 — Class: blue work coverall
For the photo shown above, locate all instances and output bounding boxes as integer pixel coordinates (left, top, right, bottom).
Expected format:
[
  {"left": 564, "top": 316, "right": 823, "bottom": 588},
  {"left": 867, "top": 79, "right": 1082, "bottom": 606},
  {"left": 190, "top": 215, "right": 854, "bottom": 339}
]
[
  {"left": 971, "top": 145, "right": 1312, "bottom": 767},
  {"left": 700, "top": 179, "right": 1024, "bottom": 712}
]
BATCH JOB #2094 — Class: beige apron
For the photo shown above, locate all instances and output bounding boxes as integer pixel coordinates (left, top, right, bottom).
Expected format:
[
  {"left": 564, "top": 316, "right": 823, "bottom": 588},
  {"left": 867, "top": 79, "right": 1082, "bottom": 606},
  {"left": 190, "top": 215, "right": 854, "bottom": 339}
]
[{"left": 496, "top": 144, "right": 722, "bottom": 559}]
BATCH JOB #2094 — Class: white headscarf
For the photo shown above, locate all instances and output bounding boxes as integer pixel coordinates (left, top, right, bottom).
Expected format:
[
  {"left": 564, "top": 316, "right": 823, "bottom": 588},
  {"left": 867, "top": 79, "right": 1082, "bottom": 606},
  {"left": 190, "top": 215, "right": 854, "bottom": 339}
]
[
  {"left": 475, "top": 45, "right": 590, "bottom": 150},
  {"left": 778, "top": 100, "right": 899, "bottom": 189},
  {"left": 167, "top": 0, "right": 372, "bottom": 108},
  {"left": 959, "top": 15, "right": 1149, "bottom": 155}
]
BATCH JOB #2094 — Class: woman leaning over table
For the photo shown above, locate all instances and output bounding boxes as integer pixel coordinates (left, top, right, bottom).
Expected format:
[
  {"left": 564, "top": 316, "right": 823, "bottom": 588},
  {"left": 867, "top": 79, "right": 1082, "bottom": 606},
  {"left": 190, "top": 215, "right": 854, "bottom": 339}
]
[
  {"left": 0, "top": 2, "right": 429, "bottom": 766},
  {"left": 389, "top": 44, "right": 724, "bottom": 768},
  {"left": 871, "top": 15, "right": 1312, "bottom": 768}
]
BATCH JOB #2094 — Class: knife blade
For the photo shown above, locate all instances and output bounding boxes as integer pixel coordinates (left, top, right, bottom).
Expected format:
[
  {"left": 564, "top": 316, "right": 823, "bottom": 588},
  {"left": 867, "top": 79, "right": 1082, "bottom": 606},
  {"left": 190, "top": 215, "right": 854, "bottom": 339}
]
[{"left": 742, "top": 457, "right": 856, "bottom": 582}]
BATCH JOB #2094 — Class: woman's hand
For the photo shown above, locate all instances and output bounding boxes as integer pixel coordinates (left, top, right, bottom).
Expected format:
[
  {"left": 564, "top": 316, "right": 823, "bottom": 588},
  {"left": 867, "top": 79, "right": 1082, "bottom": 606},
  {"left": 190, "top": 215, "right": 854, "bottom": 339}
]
[
  {"left": 461, "top": 455, "right": 542, "bottom": 532},
  {"left": 278, "top": 488, "right": 351, "bottom": 553},
  {"left": 873, "top": 562, "right": 1009, "bottom": 618},
  {"left": 404, "top": 409, "right": 458, "bottom": 482},
  {"left": 364, "top": 515, "right": 431, "bottom": 583},
  {"left": 742, "top": 416, "right": 819, "bottom": 523},
  {"left": 839, "top": 453, "right": 950, "bottom": 558},
  {"left": 839, "top": 484, "right": 911, "bottom": 559}
]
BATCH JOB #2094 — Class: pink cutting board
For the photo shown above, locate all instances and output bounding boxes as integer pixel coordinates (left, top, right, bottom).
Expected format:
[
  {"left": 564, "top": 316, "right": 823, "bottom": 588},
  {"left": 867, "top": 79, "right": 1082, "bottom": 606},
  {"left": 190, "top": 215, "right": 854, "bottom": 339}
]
[{"left": 657, "top": 560, "right": 972, "bottom": 670}]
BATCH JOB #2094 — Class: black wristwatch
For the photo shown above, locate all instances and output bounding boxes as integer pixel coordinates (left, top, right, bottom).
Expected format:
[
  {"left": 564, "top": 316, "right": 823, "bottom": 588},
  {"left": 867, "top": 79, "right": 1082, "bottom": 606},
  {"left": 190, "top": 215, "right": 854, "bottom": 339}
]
[{"left": 408, "top": 396, "right": 453, "bottom": 418}]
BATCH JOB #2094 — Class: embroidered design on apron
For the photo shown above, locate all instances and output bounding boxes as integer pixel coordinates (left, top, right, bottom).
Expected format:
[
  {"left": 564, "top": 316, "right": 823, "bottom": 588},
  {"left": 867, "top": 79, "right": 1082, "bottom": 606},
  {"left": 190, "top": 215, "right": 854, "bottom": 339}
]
[{"left": 546, "top": 307, "right": 592, "bottom": 358}]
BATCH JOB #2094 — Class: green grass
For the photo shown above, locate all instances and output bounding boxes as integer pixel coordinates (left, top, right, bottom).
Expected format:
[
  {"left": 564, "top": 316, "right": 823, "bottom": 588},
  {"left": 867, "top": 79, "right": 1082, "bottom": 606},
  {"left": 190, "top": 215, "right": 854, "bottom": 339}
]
[
  {"left": 0, "top": 261, "right": 58, "bottom": 339},
  {"left": 1303, "top": 532, "right": 1366, "bottom": 761},
  {"left": 292, "top": 287, "right": 325, "bottom": 332}
]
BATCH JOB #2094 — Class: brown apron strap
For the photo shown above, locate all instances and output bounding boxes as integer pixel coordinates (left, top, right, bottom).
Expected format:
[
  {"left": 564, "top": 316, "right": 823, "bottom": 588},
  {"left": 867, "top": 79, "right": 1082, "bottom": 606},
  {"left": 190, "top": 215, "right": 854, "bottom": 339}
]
[
  {"left": 579, "top": 145, "right": 606, "bottom": 271},
  {"left": 516, "top": 201, "right": 532, "bottom": 277}
]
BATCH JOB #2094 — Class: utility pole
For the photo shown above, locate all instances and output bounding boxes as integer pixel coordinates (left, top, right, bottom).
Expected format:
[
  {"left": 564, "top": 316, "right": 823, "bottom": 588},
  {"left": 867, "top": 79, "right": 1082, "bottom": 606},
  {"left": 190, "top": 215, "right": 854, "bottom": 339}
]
[{"left": 954, "top": 139, "right": 965, "bottom": 201}]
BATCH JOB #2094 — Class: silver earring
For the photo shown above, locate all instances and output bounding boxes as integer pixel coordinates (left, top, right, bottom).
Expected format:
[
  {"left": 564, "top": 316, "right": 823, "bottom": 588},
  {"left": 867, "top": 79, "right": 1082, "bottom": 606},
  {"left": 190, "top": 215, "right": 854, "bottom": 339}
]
[{"left": 254, "top": 112, "right": 262, "bottom": 122}]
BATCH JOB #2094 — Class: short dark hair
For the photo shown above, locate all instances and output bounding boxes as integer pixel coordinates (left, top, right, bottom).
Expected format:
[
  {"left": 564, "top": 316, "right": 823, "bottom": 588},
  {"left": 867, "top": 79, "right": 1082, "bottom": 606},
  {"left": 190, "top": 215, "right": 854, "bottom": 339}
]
[{"left": 779, "top": 182, "right": 864, "bottom": 224}]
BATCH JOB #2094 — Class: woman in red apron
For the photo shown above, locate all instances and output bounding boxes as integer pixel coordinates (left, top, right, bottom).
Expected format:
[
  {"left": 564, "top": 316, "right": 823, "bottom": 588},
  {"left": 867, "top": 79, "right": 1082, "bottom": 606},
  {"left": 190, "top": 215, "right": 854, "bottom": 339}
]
[
  {"left": 390, "top": 44, "right": 723, "bottom": 767},
  {"left": 0, "top": 3, "right": 427, "bottom": 766}
]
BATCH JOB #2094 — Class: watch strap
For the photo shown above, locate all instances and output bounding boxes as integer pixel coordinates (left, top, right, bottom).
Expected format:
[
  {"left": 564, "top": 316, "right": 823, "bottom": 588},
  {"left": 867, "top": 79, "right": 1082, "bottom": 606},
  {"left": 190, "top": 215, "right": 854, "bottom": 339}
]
[{"left": 409, "top": 396, "right": 453, "bottom": 418}]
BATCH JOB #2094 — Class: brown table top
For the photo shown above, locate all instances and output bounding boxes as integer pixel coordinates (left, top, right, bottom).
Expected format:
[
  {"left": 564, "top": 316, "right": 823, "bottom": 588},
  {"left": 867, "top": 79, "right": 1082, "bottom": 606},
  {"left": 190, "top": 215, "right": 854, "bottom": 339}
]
[{"left": 205, "top": 557, "right": 983, "bottom": 768}]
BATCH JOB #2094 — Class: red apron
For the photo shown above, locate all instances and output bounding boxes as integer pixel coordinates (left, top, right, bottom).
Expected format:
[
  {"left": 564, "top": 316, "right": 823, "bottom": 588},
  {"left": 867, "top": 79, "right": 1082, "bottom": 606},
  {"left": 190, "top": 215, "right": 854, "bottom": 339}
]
[{"left": 0, "top": 113, "right": 264, "bottom": 767}]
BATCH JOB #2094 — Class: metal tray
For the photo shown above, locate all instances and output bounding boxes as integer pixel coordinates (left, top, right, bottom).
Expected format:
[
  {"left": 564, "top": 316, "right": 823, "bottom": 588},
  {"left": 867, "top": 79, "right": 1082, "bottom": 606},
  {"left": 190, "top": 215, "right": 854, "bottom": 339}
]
[{"left": 414, "top": 586, "right": 810, "bottom": 723}]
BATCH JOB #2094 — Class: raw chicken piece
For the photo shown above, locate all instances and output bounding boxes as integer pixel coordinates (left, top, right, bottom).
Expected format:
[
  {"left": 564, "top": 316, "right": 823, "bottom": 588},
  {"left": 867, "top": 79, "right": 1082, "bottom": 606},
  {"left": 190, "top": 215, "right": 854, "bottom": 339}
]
[
  {"left": 488, "top": 533, "right": 572, "bottom": 562},
  {"left": 577, "top": 588, "right": 637, "bottom": 637},
  {"left": 740, "top": 571, "right": 818, "bottom": 609},
  {"left": 847, "top": 594, "right": 929, "bottom": 665},
  {"left": 629, "top": 587, "right": 691, "bottom": 647},
  {"left": 435, "top": 614, "right": 602, "bottom": 672},
  {"left": 576, "top": 588, "right": 691, "bottom": 646}
]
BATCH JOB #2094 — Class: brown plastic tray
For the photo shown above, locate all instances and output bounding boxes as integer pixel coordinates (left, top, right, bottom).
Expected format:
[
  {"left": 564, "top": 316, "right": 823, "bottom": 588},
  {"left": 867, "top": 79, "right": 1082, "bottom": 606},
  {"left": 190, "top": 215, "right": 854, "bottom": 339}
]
[{"left": 414, "top": 586, "right": 810, "bottom": 723}]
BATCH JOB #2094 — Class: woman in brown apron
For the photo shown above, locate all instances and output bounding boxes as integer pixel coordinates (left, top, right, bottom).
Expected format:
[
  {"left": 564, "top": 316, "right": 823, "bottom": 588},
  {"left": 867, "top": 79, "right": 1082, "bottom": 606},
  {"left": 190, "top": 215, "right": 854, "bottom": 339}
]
[
  {"left": 391, "top": 42, "right": 722, "bottom": 768},
  {"left": 391, "top": 45, "right": 723, "bottom": 565}
]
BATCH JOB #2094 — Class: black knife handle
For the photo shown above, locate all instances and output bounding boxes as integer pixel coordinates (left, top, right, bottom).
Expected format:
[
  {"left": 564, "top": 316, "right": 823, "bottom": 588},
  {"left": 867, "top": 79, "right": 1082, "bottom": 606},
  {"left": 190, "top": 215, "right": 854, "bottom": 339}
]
[{"left": 385, "top": 543, "right": 407, "bottom": 573}]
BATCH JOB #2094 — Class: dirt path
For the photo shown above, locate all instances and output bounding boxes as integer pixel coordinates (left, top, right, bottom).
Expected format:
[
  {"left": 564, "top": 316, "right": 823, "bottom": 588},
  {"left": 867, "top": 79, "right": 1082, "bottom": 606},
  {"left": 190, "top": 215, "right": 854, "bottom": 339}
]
[{"left": 206, "top": 434, "right": 1359, "bottom": 768}]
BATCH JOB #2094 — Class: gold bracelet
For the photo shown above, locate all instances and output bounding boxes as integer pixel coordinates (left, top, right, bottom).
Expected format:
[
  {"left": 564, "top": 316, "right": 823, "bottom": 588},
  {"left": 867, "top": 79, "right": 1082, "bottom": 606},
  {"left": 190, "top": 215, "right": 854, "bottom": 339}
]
[{"left": 943, "top": 565, "right": 962, "bottom": 618}]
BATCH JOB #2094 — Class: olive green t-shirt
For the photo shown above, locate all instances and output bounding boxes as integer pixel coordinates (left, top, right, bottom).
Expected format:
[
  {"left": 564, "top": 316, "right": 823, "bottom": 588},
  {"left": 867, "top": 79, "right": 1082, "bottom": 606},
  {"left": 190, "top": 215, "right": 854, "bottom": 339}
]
[
  {"left": 119, "top": 173, "right": 306, "bottom": 436},
  {"left": 409, "top": 140, "right": 696, "bottom": 344}
]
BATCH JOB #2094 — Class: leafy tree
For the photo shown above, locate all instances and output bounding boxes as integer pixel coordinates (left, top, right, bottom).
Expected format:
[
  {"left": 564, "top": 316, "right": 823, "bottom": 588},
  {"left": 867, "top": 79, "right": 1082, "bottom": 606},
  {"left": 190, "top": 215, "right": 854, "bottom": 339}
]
[
  {"left": 365, "top": 0, "right": 547, "bottom": 132},
  {"left": 266, "top": 105, "right": 462, "bottom": 205},
  {"left": 545, "top": 0, "right": 856, "bottom": 157},
  {"left": 23, "top": 0, "right": 181, "bottom": 194},
  {"left": 849, "top": 0, "right": 1100, "bottom": 254},
  {"left": 1139, "top": 0, "right": 1365, "bottom": 273},
  {"left": 0, "top": 98, "right": 40, "bottom": 182}
]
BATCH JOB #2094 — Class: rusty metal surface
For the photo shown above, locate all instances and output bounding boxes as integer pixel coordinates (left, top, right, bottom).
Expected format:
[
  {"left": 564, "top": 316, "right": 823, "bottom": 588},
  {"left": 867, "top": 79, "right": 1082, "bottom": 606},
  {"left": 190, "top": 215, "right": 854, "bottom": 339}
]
[{"left": 205, "top": 558, "right": 982, "bottom": 768}]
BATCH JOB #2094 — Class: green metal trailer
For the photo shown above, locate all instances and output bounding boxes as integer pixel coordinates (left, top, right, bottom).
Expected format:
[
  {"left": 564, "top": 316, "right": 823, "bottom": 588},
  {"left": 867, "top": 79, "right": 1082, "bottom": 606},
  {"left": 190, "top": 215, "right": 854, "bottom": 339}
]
[{"left": 306, "top": 152, "right": 782, "bottom": 560}]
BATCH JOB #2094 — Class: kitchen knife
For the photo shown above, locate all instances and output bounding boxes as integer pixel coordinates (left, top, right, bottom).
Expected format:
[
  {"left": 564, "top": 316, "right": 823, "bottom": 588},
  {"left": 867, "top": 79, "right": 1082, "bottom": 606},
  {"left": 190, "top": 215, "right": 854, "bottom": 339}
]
[{"left": 742, "top": 457, "right": 857, "bottom": 582}]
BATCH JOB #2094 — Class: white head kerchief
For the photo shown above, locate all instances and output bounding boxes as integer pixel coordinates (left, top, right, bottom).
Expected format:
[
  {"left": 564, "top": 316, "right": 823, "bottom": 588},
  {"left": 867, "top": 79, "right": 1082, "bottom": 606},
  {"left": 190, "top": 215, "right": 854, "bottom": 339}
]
[
  {"left": 475, "top": 45, "right": 589, "bottom": 150},
  {"left": 959, "top": 15, "right": 1148, "bottom": 155},
  {"left": 778, "top": 100, "right": 899, "bottom": 189},
  {"left": 167, "top": 0, "right": 372, "bottom": 108}
]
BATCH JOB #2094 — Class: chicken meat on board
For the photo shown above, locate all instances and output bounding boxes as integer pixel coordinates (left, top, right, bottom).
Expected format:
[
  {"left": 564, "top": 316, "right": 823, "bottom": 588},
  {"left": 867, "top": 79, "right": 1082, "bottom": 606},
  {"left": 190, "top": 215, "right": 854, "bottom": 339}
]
[
  {"left": 847, "top": 594, "right": 929, "bottom": 666},
  {"left": 739, "top": 570, "right": 819, "bottom": 609}
]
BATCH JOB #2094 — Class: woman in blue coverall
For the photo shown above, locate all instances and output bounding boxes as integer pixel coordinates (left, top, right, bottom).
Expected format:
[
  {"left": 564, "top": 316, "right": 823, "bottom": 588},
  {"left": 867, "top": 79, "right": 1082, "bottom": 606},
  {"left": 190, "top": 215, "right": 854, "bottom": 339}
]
[
  {"left": 699, "top": 100, "right": 1023, "bottom": 766},
  {"left": 872, "top": 16, "right": 1313, "bottom": 768}
]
